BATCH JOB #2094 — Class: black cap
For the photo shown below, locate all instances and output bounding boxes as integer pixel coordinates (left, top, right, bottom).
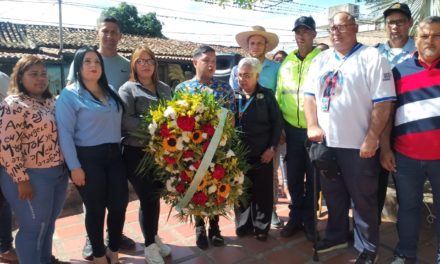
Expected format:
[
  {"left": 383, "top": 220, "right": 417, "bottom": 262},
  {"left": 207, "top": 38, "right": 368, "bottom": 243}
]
[
  {"left": 383, "top": 2, "right": 412, "bottom": 19},
  {"left": 293, "top": 16, "right": 316, "bottom": 32}
]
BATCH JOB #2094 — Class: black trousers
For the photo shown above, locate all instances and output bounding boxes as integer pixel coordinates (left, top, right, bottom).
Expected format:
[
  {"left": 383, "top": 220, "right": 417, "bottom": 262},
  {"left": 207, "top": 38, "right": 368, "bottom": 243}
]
[
  {"left": 377, "top": 167, "right": 390, "bottom": 224},
  {"left": 234, "top": 156, "right": 273, "bottom": 235},
  {"left": 76, "top": 143, "right": 128, "bottom": 257},
  {"left": 321, "top": 148, "right": 379, "bottom": 254},
  {"left": 122, "top": 145, "right": 161, "bottom": 246},
  {"left": 284, "top": 123, "right": 316, "bottom": 228}
]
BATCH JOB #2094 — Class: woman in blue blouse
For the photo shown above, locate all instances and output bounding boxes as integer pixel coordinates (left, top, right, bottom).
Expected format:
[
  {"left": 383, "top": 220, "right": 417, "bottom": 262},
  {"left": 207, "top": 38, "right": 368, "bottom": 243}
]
[{"left": 56, "top": 47, "right": 127, "bottom": 264}]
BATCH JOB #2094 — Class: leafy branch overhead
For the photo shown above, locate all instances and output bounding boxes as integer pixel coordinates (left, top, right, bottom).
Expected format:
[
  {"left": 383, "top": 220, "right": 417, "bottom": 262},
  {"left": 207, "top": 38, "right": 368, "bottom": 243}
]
[
  {"left": 102, "top": 2, "right": 164, "bottom": 38},
  {"left": 194, "top": 0, "right": 261, "bottom": 9}
]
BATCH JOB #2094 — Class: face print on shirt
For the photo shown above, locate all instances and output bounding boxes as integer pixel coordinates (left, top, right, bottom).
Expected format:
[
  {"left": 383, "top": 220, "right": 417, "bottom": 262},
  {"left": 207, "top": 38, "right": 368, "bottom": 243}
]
[{"left": 319, "top": 70, "right": 344, "bottom": 101}]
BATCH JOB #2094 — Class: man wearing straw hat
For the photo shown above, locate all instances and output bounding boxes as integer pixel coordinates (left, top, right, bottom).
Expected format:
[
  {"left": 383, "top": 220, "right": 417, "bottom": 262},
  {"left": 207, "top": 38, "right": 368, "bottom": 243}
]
[{"left": 230, "top": 25, "right": 284, "bottom": 228}]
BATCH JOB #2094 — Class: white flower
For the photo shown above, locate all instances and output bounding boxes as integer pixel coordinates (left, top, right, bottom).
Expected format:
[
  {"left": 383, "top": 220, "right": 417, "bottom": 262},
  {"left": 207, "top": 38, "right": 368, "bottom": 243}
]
[
  {"left": 202, "top": 133, "right": 208, "bottom": 139},
  {"left": 195, "top": 104, "right": 206, "bottom": 113},
  {"left": 148, "top": 122, "right": 157, "bottom": 136},
  {"left": 166, "top": 177, "right": 176, "bottom": 192},
  {"left": 177, "top": 100, "right": 189, "bottom": 107},
  {"left": 237, "top": 172, "right": 244, "bottom": 184},
  {"left": 176, "top": 137, "right": 184, "bottom": 151},
  {"left": 195, "top": 115, "right": 201, "bottom": 122},
  {"left": 182, "top": 132, "right": 191, "bottom": 143},
  {"left": 226, "top": 149, "right": 235, "bottom": 158},
  {"left": 219, "top": 135, "right": 227, "bottom": 146},
  {"left": 164, "top": 106, "right": 176, "bottom": 119},
  {"left": 208, "top": 185, "right": 217, "bottom": 194}
]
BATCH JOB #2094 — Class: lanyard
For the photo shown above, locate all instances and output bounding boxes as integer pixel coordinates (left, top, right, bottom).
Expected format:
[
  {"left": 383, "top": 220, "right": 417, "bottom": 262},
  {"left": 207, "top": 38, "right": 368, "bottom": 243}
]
[
  {"left": 322, "top": 43, "right": 363, "bottom": 112},
  {"left": 238, "top": 95, "right": 254, "bottom": 115}
]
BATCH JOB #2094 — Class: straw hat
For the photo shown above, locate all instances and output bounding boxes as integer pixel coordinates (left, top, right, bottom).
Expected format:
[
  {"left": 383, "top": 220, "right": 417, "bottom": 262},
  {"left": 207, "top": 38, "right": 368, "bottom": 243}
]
[{"left": 235, "top": 25, "right": 279, "bottom": 52}]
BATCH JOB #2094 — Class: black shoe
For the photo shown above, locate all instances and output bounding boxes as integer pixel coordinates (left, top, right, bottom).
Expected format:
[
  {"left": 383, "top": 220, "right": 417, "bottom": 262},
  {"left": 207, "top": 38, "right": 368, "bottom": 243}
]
[
  {"left": 314, "top": 239, "right": 348, "bottom": 253},
  {"left": 196, "top": 226, "right": 209, "bottom": 250},
  {"left": 82, "top": 237, "right": 93, "bottom": 261},
  {"left": 255, "top": 233, "right": 268, "bottom": 241},
  {"left": 355, "top": 252, "right": 378, "bottom": 264},
  {"left": 208, "top": 227, "right": 225, "bottom": 247},
  {"left": 271, "top": 212, "right": 284, "bottom": 228},
  {"left": 119, "top": 233, "right": 136, "bottom": 251},
  {"left": 280, "top": 221, "right": 303, "bottom": 237},
  {"left": 50, "top": 255, "right": 70, "bottom": 264},
  {"left": 235, "top": 226, "right": 251, "bottom": 237},
  {"left": 303, "top": 225, "right": 316, "bottom": 242},
  {"left": 105, "top": 231, "right": 136, "bottom": 251}
]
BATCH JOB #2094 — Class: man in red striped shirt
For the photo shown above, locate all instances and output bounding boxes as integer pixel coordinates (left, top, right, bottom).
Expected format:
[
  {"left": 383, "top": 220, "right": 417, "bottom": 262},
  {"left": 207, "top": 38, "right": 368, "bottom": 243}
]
[{"left": 380, "top": 16, "right": 440, "bottom": 264}]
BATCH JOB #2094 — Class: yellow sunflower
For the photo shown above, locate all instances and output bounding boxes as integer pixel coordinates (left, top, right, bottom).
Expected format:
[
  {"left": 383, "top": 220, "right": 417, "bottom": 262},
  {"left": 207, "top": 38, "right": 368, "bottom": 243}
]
[
  {"left": 197, "top": 176, "right": 208, "bottom": 191},
  {"left": 191, "top": 130, "right": 204, "bottom": 144},
  {"left": 217, "top": 183, "right": 231, "bottom": 198},
  {"left": 163, "top": 135, "right": 177, "bottom": 152}
]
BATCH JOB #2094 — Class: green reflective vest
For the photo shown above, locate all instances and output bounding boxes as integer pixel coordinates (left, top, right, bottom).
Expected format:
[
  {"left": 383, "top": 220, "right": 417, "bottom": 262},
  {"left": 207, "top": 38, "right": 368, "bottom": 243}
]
[{"left": 276, "top": 48, "right": 321, "bottom": 128}]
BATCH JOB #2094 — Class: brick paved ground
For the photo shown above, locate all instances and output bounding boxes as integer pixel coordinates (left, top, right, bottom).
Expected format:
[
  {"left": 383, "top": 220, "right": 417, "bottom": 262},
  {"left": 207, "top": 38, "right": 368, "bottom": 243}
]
[{"left": 30, "top": 195, "right": 436, "bottom": 264}]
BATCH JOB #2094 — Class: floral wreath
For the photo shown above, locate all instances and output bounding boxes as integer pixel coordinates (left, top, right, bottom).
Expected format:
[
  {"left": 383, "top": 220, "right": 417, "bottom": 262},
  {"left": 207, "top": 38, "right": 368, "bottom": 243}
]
[{"left": 135, "top": 90, "right": 249, "bottom": 219}]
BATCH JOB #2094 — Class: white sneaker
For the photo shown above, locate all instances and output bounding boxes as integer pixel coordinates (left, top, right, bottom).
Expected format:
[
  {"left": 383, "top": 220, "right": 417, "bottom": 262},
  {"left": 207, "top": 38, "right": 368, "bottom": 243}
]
[
  {"left": 144, "top": 243, "right": 164, "bottom": 264},
  {"left": 154, "top": 235, "right": 172, "bottom": 257}
]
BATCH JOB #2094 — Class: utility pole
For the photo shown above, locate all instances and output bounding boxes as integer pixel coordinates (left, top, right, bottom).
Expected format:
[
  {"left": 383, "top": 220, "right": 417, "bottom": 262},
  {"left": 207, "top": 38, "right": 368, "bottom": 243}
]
[{"left": 58, "top": 0, "right": 65, "bottom": 90}]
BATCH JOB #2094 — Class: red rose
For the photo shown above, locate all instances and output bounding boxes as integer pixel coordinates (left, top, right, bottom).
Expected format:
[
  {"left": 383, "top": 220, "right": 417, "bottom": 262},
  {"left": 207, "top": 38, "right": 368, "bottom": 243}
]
[
  {"left": 160, "top": 124, "right": 171, "bottom": 137},
  {"left": 215, "top": 196, "right": 225, "bottom": 205},
  {"left": 202, "top": 123, "right": 215, "bottom": 137},
  {"left": 212, "top": 165, "right": 225, "bottom": 180},
  {"left": 192, "top": 160, "right": 201, "bottom": 170},
  {"left": 180, "top": 171, "right": 191, "bottom": 183},
  {"left": 164, "top": 156, "right": 176, "bottom": 165},
  {"left": 176, "top": 182, "right": 186, "bottom": 193},
  {"left": 177, "top": 116, "right": 195, "bottom": 131},
  {"left": 183, "top": 150, "right": 194, "bottom": 159},
  {"left": 202, "top": 141, "right": 210, "bottom": 152},
  {"left": 192, "top": 191, "right": 208, "bottom": 205}
]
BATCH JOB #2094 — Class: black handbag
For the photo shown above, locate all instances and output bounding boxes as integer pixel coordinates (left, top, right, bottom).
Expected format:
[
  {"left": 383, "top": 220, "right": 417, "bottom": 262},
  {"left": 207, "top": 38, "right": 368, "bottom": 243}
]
[{"left": 305, "top": 139, "right": 341, "bottom": 180}]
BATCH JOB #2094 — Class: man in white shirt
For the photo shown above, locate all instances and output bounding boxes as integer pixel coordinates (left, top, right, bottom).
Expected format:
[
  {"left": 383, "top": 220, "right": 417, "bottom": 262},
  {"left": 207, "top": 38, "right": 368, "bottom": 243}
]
[{"left": 304, "top": 12, "right": 396, "bottom": 263}]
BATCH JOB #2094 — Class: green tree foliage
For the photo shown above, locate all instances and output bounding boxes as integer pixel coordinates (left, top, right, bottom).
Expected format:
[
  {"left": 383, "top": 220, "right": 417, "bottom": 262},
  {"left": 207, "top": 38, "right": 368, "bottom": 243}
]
[
  {"left": 357, "top": 0, "right": 440, "bottom": 26},
  {"left": 194, "top": 0, "right": 261, "bottom": 9},
  {"left": 102, "top": 2, "right": 164, "bottom": 37}
]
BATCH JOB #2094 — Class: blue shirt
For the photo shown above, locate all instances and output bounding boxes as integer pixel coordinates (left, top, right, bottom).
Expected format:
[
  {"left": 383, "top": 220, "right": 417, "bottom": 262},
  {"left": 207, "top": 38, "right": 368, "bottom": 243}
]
[
  {"left": 55, "top": 83, "right": 123, "bottom": 170},
  {"left": 229, "top": 59, "right": 280, "bottom": 92},
  {"left": 175, "top": 77, "right": 236, "bottom": 113},
  {"left": 376, "top": 38, "right": 415, "bottom": 67}
]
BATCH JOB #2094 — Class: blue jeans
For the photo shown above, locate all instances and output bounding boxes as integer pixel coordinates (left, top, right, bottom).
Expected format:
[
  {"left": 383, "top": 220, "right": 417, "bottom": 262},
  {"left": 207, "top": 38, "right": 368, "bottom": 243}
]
[
  {"left": 0, "top": 198, "right": 13, "bottom": 253},
  {"left": 394, "top": 152, "right": 440, "bottom": 262},
  {"left": 0, "top": 165, "right": 68, "bottom": 264}
]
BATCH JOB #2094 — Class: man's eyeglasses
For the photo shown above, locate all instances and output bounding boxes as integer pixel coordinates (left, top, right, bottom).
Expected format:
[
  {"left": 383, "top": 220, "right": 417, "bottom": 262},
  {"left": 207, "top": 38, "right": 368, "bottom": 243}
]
[
  {"left": 416, "top": 33, "right": 440, "bottom": 41},
  {"left": 136, "top": 59, "right": 155, "bottom": 66},
  {"left": 327, "top": 24, "right": 355, "bottom": 33},
  {"left": 386, "top": 19, "right": 408, "bottom": 27}
]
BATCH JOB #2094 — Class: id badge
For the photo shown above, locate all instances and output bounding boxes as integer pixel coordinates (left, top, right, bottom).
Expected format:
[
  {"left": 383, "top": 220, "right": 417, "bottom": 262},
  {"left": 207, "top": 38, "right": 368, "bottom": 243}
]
[{"left": 321, "top": 97, "right": 330, "bottom": 112}]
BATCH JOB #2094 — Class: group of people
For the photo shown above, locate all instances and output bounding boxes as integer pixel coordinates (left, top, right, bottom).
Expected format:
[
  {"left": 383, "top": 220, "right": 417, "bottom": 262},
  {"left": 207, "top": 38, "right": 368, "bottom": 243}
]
[{"left": 0, "top": 2, "right": 439, "bottom": 264}]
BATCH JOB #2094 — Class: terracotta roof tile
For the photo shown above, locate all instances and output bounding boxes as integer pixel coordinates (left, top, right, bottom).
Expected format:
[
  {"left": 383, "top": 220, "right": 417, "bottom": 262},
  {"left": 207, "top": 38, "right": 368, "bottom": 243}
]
[{"left": 0, "top": 21, "right": 245, "bottom": 61}]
